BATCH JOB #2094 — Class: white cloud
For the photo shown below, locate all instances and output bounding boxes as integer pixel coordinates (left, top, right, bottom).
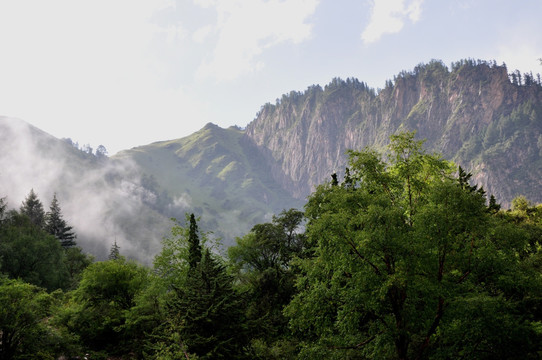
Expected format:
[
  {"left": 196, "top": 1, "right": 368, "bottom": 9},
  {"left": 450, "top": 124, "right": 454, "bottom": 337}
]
[
  {"left": 0, "top": 0, "right": 204, "bottom": 154},
  {"left": 361, "top": 0, "right": 424, "bottom": 44},
  {"left": 193, "top": 25, "right": 214, "bottom": 43},
  {"left": 194, "top": 0, "right": 319, "bottom": 81}
]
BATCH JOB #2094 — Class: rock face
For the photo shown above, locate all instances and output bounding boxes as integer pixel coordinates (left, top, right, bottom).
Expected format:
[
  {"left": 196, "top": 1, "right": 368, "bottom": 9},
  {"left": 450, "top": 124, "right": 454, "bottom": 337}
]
[{"left": 244, "top": 60, "right": 542, "bottom": 207}]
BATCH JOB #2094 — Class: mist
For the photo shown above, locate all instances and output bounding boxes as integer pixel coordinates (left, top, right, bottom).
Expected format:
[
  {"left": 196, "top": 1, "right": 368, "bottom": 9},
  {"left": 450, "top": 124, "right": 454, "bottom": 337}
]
[{"left": 0, "top": 116, "right": 188, "bottom": 264}]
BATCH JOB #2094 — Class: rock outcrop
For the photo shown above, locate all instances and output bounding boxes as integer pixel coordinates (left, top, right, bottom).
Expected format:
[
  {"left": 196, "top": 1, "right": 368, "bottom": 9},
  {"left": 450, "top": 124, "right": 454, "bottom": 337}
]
[{"left": 244, "top": 60, "right": 542, "bottom": 207}]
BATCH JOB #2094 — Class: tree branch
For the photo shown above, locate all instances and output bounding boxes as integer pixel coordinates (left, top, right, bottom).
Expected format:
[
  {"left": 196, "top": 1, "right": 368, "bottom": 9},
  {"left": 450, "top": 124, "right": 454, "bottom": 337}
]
[{"left": 347, "top": 239, "right": 382, "bottom": 276}]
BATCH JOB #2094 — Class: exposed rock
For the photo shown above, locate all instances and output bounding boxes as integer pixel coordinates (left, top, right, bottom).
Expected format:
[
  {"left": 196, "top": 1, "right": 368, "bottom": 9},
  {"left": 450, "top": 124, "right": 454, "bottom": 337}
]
[{"left": 244, "top": 60, "right": 542, "bottom": 207}]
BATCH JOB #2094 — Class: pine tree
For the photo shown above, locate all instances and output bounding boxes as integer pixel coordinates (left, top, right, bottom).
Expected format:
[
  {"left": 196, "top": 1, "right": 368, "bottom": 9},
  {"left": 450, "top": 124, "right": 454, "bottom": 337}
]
[
  {"left": 109, "top": 240, "right": 121, "bottom": 260},
  {"left": 488, "top": 194, "right": 501, "bottom": 213},
  {"left": 188, "top": 213, "right": 202, "bottom": 269},
  {"left": 169, "top": 249, "right": 247, "bottom": 359},
  {"left": 45, "top": 193, "right": 76, "bottom": 248},
  {"left": 20, "top": 189, "right": 45, "bottom": 228}
]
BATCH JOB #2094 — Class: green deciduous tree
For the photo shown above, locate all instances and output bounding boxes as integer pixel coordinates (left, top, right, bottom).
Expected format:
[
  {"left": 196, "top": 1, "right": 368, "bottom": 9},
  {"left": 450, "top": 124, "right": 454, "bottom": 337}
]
[
  {"left": 285, "top": 132, "right": 542, "bottom": 359},
  {"left": 0, "top": 212, "right": 69, "bottom": 291},
  {"left": 61, "top": 258, "right": 151, "bottom": 355},
  {"left": 228, "top": 209, "right": 306, "bottom": 358},
  {"left": 0, "top": 278, "right": 56, "bottom": 360}
]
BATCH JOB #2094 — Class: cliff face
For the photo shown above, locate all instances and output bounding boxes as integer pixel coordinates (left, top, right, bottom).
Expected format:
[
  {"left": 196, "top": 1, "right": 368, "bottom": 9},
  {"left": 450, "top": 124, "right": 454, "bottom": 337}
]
[{"left": 244, "top": 61, "right": 542, "bottom": 207}]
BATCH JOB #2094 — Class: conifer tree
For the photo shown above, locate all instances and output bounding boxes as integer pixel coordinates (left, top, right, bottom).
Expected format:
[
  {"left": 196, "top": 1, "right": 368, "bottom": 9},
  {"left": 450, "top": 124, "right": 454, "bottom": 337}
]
[
  {"left": 20, "top": 189, "right": 45, "bottom": 228},
  {"left": 170, "top": 249, "right": 247, "bottom": 359},
  {"left": 0, "top": 197, "right": 7, "bottom": 224},
  {"left": 109, "top": 240, "right": 121, "bottom": 260},
  {"left": 188, "top": 213, "right": 201, "bottom": 269},
  {"left": 45, "top": 193, "right": 76, "bottom": 248}
]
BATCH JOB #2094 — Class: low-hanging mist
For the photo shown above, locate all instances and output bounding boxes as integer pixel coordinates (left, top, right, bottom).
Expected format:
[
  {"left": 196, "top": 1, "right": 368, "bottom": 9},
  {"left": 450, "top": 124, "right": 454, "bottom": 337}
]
[{"left": 0, "top": 116, "right": 184, "bottom": 264}]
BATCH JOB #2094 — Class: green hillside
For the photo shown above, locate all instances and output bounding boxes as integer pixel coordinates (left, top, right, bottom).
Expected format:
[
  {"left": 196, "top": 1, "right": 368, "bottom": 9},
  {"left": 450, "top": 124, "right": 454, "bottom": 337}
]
[{"left": 114, "top": 123, "right": 302, "bottom": 246}]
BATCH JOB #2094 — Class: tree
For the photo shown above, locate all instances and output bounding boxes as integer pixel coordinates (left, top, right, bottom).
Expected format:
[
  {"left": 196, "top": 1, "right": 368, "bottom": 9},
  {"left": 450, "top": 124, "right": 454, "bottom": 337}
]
[
  {"left": 150, "top": 215, "right": 248, "bottom": 359},
  {"left": 0, "top": 197, "right": 7, "bottom": 223},
  {"left": 188, "top": 213, "right": 202, "bottom": 269},
  {"left": 95, "top": 145, "right": 108, "bottom": 159},
  {"left": 20, "top": 189, "right": 45, "bottom": 228},
  {"left": 62, "top": 258, "right": 151, "bottom": 355},
  {"left": 228, "top": 209, "right": 305, "bottom": 357},
  {"left": 512, "top": 195, "right": 531, "bottom": 212},
  {"left": 45, "top": 193, "right": 77, "bottom": 248},
  {"left": 153, "top": 214, "right": 212, "bottom": 289},
  {"left": 168, "top": 249, "right": 248, "bottom": 359},
  {"left": 108, "top": 239, "right": 121, "bottom": 260},
  {"left": 0, "top": 212, "right": 69, "bottom": 291},
  {"left": 0, "top": 278, "right": 56, "bottom": 360},
  {"left": 285, "top": 132, "right": 541, "bottom": 359}
]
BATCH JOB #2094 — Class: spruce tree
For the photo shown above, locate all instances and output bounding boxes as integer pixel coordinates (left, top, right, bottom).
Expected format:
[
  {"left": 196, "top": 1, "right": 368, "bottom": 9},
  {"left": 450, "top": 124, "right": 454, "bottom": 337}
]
[
  {"left": 45, "top": 193, "right": 76, "bottom": 248},
  {"left": 170, "top": 249, "right": 247, "bottom": 359},
  {"left": 109, "top": 240, "right": 121, "bottom": 260},
  {"left": 188, "top": 213, "right": 201, "bottom": 269},
  {"left": 20, "top": 189, "right": 45, "bottom": 228}
]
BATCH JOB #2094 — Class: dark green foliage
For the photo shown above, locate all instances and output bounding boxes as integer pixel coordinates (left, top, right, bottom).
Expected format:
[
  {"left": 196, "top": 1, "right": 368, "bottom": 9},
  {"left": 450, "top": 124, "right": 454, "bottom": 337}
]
[
  {"left": 228, "top": 209, "right": 305, "bottom": 358},
  {"left": 0, "top": 211, "right": 69, "bottom": 291},
  {"left": 188, "top": 213, "right": 202, "bottom": 269},
  {"left": 60, "top": 258, "right": 151, "bottom": 355},
  {"left": 167, "top": 249, "right": 248, "bottom": 359},
  {"left": 0, "top": 277, "right": 57, "bottom": 360},
  {"left": 19, "top": 189, "right": 45, "bottom": 228},
  {"left": 45, "top": 193, "right": 76, "bottom": 248},
  {"left": 63, "top": 246, "right": 93, "bottom": 289}
]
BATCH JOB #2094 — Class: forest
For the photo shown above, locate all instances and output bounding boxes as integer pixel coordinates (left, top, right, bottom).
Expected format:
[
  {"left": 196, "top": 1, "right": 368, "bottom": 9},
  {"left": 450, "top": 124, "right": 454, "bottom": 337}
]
[{"left": 1, "top": 132, "right": 541, "bottom": 359}]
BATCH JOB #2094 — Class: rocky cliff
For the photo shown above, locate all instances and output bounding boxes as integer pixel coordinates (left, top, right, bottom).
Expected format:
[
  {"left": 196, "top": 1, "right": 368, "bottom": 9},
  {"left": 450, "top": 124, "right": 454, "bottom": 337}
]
[{"left": 244, "top": 60, "right": 542, "bottom": 207}]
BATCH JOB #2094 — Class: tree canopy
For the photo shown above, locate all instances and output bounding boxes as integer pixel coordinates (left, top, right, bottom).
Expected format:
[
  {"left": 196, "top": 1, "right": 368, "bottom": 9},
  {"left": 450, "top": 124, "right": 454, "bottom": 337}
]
[{"left": 285, "top": 132, "right": 542, "bottom": 359}]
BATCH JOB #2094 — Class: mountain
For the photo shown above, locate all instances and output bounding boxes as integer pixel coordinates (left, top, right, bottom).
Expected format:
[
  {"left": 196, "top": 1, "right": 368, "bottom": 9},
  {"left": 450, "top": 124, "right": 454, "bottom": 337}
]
[
  {"left": 113, "top": 123, "right": 303, "bottom": 245},
  {"left": 0, "top": 116, "right": 171, "bottom": 263},
  {"left": 244, "top": 60, "right": 542, "bottom": 207},
  {"left": 2, "top": 59, "right": 541, "bottom": 263}
]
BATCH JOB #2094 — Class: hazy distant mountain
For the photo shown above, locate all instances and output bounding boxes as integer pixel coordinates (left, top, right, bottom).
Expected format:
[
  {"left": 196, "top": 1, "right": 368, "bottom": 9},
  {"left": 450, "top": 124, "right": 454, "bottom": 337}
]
[
  {"left": 113, "top": 123, "right": 303, "bottom": 246},
  {"left": 2, "top": 59, "right": 541, "bottom": 262},
  {"left": 0, "top": 116, "right": 171, "bottom": 263}
]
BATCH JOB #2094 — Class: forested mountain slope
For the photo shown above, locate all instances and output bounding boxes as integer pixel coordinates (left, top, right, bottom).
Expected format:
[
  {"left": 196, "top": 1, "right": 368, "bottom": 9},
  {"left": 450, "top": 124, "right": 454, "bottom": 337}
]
[
  {"left": 2, "top": 59, "right": 541, "bottom": 263},
  {"left": 0, "top": 116, "right": 171, "bottom": 263},
  {"left": 245, "top": 60, "right": 542, "bottom": 206}
]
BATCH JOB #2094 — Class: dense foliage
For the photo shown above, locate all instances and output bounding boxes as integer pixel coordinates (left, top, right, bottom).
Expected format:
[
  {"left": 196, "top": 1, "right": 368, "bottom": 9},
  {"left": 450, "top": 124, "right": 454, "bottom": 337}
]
[{"left": 1, "top": 133, "right": 541, "bottom": 359}]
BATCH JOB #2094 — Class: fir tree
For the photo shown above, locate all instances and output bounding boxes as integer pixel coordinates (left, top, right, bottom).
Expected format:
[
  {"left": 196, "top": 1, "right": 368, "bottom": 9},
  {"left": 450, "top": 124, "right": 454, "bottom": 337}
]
[
  {"left": 169, "top": 249, "right": 248, "bottom": 359},
  {"left": 188, "top": 213, "right": 202, "bottom": 269},
  {"left": 109, "top": 240, "right": 121, "bottom": 260},
  {"left": 488, "top": 194, "right": 501, "bottom": 213},
  {"left": 20, "top": 189, "right": 45, "bottom": 228},
  {"left": 45, "top": 193, "right": 76, "bottom": 248}
]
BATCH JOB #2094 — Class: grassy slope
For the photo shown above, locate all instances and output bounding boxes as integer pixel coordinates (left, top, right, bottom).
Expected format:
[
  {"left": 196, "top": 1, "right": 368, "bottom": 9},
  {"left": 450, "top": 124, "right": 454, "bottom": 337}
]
[{"left": 114, "top": 123, "right": 302, "bottom": 246}]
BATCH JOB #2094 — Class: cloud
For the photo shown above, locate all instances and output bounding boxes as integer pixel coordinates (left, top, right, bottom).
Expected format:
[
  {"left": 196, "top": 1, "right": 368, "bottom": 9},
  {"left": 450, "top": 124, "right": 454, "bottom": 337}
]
[
  {"left": 361, "top": 0, "right": 424, "bottom": 44},
  {"left": 194, "top": 0, "right": 319, "bottom": 81},
  {"left": 0, "top": 0, "right": 205, "bottom": 154},
  {"left": 0, "top": 117, "right": 170, "bottom": 264}
]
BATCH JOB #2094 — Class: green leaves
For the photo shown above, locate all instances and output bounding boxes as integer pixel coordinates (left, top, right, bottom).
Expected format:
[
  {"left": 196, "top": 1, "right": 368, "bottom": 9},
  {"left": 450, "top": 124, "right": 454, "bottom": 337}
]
[{"left": 287, "top": 132, "right": 542, "bottom": 359}]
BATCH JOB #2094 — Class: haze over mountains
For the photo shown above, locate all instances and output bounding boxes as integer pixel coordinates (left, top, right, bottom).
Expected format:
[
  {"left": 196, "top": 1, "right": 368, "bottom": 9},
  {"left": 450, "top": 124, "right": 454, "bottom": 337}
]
[{"left": 1, "top": 59, "right": 541, "bottom": 263}]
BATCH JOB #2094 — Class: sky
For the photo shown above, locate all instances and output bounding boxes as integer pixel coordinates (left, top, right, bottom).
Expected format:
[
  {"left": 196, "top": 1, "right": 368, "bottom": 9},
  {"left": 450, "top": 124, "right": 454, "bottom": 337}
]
[{"left": 0, "top": 0, "right": 541, "bottom": 155}]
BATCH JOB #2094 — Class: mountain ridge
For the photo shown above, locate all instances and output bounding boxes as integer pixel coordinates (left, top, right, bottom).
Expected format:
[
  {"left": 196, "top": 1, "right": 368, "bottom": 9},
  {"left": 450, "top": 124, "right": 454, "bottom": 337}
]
[
  {"left": 243, "top": 60, "right": 542, "bottom": 206},
  {"left": 2, "top": 59, "right": 542, "bottom": 262}
]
